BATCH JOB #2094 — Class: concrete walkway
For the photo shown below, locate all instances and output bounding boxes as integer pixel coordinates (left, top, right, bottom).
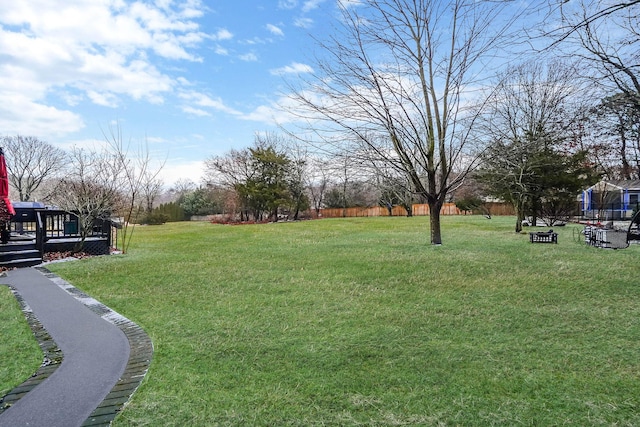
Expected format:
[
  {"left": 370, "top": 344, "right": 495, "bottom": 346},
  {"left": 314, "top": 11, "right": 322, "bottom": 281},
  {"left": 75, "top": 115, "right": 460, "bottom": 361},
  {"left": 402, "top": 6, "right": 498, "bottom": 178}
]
[{"left": 0, "top": 267, "right": 153, "bottom": 427}]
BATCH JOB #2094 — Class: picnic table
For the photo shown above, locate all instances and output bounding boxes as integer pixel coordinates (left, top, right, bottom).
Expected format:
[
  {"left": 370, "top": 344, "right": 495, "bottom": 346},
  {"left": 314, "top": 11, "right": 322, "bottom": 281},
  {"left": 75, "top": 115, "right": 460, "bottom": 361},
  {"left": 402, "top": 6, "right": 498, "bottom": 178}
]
[{"left": 529, "top": 230, "right": 557, "bottom": 244}]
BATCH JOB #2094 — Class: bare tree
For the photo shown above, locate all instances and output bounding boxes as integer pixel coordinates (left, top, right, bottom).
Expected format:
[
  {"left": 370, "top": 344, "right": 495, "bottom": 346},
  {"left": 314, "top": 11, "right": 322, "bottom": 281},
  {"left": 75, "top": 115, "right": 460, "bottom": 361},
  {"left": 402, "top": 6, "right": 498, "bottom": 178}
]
[
  {"left": 168, "top": 178, "right": 196, "bottom": 202},
  {"left": 48, "top": 147, "right": 121, "bottom": 252},
  {"left": 306, "top": 156, "right": 331, "bottom": 216},
  {"left": 289, "top": 0, "right": 521, "bottom": 244},
  {"left": 276, "top": 136, "right": 311, "bottom": 220},
  {"left": 203, "top": 148, "right": 252, "bottom": 220},
  {"left": 540, "top": 1, "right": 640, "bottom": 184},
  {"left": 371, "top": 162, "right": 418, "bottom": 216},
  {"left": 2, "top": 135, "right": 67, "bottom": 201},
  {"left": 545, "top": 1, "right": 639, "bottom": 102},
  {"left": 102, "top": 125, "right": 165, "bottom": 253},
  {"left": 203, "top": 149, "right": 252, "bottom": 189},
  {"left": 47, "top": 125, "right": 165, "bottom": 253},
  {"left": 545, "top": 1, "right": 640, "bottom": 48},
  {"left": 327, "top": 152, "right": 365, "bottom": 217},
  {"left": 476, "top": 61, "right": 597, "bottom": 231},
  {"left": 142, "top": 174, "right": 165, "bottom": 214},
  {"left": 585, "top": 93, "right": 640, "bottom": 179}
]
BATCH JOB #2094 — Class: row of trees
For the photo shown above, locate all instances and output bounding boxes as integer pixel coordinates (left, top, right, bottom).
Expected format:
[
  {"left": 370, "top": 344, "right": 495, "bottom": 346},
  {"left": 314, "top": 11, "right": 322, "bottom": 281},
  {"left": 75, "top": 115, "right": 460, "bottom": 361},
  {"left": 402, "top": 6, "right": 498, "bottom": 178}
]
[
  {"left": 186, "top": 132, "right": 432, "bottom": 222},
  {"left": 474, "top": 62, "right": 600, "bottom": 232},
  {"left": 1, "top": 131, "right": 164, "bottom": 252},
  {"left": 203, "top": 136, "right": 309, "bottom": 221},
  {"left": 167, "top": 39, "right": 636, "bottom": 228}
]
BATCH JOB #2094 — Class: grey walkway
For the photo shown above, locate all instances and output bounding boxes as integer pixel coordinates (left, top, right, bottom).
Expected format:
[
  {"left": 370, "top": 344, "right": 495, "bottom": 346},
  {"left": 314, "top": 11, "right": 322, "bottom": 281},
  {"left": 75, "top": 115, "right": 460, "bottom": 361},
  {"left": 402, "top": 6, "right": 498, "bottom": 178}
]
[{"left": 0, "top": 267, "right": 152, "bottom": 427}]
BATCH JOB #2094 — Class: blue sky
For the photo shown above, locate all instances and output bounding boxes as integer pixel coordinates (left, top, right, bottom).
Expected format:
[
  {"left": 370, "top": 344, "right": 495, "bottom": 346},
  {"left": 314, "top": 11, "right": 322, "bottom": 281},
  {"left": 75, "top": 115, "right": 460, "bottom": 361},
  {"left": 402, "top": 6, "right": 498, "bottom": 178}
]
[{"left": 0, "top": 0, "right": 338, "bottom": 186}]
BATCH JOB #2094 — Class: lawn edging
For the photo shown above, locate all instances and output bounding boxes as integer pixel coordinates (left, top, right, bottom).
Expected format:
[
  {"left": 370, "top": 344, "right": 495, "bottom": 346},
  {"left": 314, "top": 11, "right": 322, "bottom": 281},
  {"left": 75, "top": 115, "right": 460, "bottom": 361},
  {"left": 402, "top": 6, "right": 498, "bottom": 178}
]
[
  {"left": 0, "top": 282, "right": 63, "bottom": 415},
  {"left": 34, "top": 267, "right": 154, "bottom": 426},
  {"left": 0, "top": 268, "right": 154, "bottom": 426}
]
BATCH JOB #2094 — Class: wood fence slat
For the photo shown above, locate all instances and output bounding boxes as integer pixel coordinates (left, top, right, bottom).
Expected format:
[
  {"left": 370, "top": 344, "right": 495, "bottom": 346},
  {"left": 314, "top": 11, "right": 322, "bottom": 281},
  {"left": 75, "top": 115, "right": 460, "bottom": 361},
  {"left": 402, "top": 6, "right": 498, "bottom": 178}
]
[{"left": 318, "top": 203, "right": 514, "bottom": 218}]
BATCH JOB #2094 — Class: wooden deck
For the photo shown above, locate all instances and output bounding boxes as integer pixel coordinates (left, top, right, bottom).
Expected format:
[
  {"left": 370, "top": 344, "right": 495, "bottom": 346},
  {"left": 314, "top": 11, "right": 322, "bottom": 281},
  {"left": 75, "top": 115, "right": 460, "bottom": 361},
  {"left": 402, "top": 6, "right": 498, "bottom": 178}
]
[{"left": 1, "top": 209, "right": 114, "bottom": 268}]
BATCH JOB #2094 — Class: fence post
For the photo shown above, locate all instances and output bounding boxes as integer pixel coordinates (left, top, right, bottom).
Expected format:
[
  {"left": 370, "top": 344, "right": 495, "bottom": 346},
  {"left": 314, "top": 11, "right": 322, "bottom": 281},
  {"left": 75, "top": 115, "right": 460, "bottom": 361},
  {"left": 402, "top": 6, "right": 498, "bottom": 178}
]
[{"left": 35, "top": 211, "right": 45, "bottom": 256}]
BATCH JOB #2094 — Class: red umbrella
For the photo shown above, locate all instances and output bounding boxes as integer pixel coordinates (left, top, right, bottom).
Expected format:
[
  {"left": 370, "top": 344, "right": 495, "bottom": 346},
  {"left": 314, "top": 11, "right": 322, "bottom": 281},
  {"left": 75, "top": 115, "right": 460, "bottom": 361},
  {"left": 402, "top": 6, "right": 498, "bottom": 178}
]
[{"left": 0, "top": 147, "right": 15, "bottom": 221}]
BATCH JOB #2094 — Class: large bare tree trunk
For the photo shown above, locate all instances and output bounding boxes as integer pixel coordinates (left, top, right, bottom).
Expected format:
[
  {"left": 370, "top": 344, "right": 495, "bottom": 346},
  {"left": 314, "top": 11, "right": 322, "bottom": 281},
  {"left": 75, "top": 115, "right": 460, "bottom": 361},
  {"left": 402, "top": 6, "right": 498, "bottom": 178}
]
[{"left": 428, "top": 198, "right": 445, "bottom": 245}]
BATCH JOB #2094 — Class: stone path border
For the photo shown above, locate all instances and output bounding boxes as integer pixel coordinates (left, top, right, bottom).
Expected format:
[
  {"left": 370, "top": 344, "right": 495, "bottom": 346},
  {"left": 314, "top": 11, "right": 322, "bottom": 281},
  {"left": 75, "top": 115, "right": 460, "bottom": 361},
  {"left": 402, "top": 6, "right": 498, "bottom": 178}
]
[{"left": 0, "top": 267, "right": 153, "bottom": 426}]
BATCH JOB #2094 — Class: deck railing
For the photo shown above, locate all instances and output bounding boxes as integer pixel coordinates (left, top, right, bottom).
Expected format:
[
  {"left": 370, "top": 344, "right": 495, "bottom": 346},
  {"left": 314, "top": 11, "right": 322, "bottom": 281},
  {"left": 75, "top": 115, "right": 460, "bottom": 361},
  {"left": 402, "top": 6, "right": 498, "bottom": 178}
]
[{"left": 8, "top": 209, "right": 113, "bottom": 256}]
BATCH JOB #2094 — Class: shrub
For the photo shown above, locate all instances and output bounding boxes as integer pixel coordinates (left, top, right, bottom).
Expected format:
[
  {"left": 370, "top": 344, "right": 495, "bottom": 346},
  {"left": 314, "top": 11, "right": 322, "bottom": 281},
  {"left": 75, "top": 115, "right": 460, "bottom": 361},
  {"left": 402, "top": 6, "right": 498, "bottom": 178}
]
[
  {"left": 152, "top": 202, "right": 187, "bottom": 222},
  {"left": 140, "top": 212, "right": 170, "bottom": 225}
]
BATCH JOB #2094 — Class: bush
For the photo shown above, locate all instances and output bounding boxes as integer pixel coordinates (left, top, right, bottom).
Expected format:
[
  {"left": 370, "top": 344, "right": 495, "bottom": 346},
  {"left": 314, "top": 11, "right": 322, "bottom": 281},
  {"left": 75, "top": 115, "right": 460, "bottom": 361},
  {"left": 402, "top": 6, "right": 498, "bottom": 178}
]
[
  {"left": 152, "top": 202, "right": 187, "bottom": 222},
  {"left": 455, "top": 197, "right": 483, "bottom": 213},
  {"left": 140, "top": 212, "right": 170, "bottom": 225}
]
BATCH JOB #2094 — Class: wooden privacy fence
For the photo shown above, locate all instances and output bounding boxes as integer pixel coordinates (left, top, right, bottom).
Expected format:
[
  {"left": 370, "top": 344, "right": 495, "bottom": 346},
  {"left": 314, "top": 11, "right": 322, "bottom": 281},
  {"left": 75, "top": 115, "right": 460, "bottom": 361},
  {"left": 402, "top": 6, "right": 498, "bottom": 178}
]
[{"left": 319, "top": 202, "right": 514, "bottom": 218}]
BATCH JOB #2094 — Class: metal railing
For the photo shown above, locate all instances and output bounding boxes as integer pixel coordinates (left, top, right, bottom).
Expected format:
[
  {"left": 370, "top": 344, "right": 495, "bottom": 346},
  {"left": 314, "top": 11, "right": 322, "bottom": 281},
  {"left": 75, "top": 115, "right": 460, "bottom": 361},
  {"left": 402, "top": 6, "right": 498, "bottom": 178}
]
[{"left": 580, "top": 202, "right": 640, "bottom": 221}]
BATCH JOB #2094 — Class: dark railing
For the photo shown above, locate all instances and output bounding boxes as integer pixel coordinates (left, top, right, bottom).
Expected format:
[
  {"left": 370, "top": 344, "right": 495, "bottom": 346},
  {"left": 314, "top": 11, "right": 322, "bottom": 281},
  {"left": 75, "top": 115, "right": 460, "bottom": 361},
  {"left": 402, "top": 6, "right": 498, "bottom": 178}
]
[
  {"left": 38, "top": 211, "right": 110, "bottom": 241},
  {"left": 8, "top": 220, "right": 37, "bottom": 235},
  {"left": 7, "top": 209, "right": 113, "bottom": 256},
  {"left": 42, "top": 211, "right": 80, "bottom": 239},
  {"left": 581, "top": 202, "right": 640, "bottom": 221}
]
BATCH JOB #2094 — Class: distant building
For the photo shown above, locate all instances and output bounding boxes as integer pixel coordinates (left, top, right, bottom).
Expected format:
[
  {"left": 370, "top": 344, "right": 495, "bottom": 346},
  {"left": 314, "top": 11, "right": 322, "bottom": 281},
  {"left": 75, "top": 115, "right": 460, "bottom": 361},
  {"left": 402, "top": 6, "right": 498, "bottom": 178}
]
[{"left": 581, "top": 180, "right": 640, "bottom": 220}]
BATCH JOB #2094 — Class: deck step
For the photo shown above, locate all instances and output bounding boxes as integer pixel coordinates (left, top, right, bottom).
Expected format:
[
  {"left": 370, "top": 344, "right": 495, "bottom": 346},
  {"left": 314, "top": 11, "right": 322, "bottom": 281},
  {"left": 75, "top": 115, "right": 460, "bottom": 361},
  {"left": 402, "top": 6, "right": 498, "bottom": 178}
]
[
  {"left": 0, "top": 243, "right": 37, "bottom": 253},
  {"left": 0, "top": 257, "right": 43, "bottom": 268},
  {"left": 0, "top": 249, "right": 40, "bottom": 256},
  {"left": 0, "top": 245, "right": 43, "bottom": 268}
]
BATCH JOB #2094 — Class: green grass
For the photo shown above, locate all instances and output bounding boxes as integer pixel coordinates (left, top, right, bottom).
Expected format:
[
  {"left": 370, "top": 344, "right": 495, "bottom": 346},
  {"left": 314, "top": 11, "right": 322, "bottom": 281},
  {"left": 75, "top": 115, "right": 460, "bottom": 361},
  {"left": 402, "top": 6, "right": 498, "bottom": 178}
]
[
  {"left": 0, "top": 285, "right": 42, "bottom": 397},
  {"left": 24, "top": 217, "right": 640, "bottom": 425}
]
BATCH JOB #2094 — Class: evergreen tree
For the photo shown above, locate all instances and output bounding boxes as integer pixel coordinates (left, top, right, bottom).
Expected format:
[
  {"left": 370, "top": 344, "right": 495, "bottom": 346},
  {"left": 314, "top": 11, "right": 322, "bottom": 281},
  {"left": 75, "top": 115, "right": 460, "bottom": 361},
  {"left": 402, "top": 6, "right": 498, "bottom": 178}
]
[{"left": 235, "top": 146, "right": 291, "bottom": 221}]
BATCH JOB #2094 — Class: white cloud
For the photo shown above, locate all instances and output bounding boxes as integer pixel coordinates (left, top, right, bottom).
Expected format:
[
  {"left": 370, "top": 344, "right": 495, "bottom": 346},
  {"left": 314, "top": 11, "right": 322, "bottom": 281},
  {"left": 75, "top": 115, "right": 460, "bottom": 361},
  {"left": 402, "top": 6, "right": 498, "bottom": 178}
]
[
  {"left": 270, "top": 62, "right": 314, "bottom": 75},
  {"left": 59, "top": 91, "right": 84, "bottom": 107},
  {"left": 0, "top": 92, "right": 84, "bottom": 137},
  {"left": 179, "top": 91, "right": 241, "bottom": 115},
  {"left": 181, "top": 106, "right": 212, "bottom": 117},
  {"left": 243, "top": 36, "right": 269, "bottom": 46},
  {"left": 278, "top": 0, "right": 298, "bottom": 9},
  {"left": 239, "top": 52, "right": 259, "bottom": 62},
  {"left": 214, "top": 28, "right": 234, "bottom": 41},
  {"left": 294, "top": 17, "right": 314, "bottom": 28},
  {"left": 240, "top": 92, "right": 313, "bottom": 125},
  {"left": 0, "top": 0, "right": 207, "bottom": 135},
  {"left": 266, "top": 24, "right": 285, "bottom": 37},
  {"left": 214, "top": 45, "right": 229, "bottom": 55},
  {"left": 158, "top": 160, "right": 205, "bottom": 187},
  {"left": 74, "top": 54, "right": 174, "bottom": 103},
  {"left": 337, "top": 0, "right": 363, "bottom": 9},
  {"left": 176, "top": 77, "right": 192, "bottom": 86},
  {"left": 177, "top": 0, "right": 205, "bottom": 20},
  {"left": 302, "top": 0, "right": 326, "bottom": 12},
  {"left": 242, "top": 103, "right": 288, "bottom": 124},
  {"left": 87, "top": 90, "right": 120, "bottom": 108}
]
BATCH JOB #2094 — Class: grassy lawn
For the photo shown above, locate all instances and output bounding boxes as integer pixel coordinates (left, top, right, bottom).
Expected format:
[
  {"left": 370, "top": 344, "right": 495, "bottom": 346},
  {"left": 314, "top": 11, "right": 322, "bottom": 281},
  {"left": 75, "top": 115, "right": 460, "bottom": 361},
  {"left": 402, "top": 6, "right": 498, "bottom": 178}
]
[
  {"left": 20, "top": 216, "right": 640, "bottom": 425},
  {"left": 0, "top": 285, "right": 42, "bottom": 397}
]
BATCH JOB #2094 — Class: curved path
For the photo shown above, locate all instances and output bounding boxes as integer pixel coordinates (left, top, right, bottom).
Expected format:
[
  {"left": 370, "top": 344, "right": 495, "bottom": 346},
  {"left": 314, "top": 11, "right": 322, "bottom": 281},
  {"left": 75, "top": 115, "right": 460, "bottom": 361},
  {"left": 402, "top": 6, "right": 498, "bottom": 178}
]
[{"left": 0, "top": 267, "right": 153, "bottom": 427}]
